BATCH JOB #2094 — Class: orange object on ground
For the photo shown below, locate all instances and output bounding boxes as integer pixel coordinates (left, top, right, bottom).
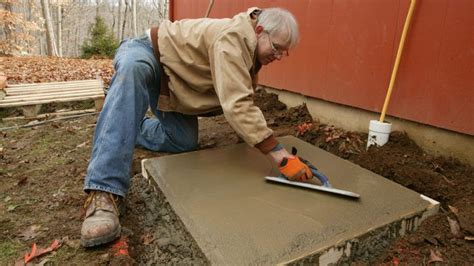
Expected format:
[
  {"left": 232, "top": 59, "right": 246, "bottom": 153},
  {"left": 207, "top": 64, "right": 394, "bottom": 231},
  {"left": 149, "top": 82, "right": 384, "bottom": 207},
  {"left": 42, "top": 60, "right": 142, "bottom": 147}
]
[
  {"left": 112, "top": 236, "right": 129, "bottom": 256},
  {"left": 24, "top": 239, "right": 61, "bottom": 263}
]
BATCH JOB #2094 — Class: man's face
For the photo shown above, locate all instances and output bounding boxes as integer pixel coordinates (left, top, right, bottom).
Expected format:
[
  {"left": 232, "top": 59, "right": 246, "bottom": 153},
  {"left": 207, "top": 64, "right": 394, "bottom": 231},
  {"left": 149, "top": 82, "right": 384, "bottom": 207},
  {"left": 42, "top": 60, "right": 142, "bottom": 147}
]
[{"left": 255, "top": 26, "right": 290, "bottom": 65}]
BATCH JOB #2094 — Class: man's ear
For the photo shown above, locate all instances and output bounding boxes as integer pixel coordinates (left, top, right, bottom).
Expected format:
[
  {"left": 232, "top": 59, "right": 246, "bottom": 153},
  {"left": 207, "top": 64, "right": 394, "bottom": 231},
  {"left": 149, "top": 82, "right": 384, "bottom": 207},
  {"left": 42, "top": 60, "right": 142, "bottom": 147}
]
[{"left": 255, "top": 25, "right": 264, "bottom": 35}]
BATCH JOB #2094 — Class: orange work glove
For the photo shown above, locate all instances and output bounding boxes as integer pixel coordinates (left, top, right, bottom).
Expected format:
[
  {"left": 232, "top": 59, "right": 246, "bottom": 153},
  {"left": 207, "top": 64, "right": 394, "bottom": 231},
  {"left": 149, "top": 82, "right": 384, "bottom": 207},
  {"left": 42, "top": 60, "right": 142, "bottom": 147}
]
[{"left": 278, "top": 156, "right": 312, "bottom": 181}]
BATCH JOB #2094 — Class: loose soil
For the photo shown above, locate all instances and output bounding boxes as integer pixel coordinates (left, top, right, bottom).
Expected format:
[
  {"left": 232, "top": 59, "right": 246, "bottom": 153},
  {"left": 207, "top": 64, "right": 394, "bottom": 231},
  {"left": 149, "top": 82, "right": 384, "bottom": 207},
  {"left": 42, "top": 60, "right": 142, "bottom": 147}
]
[{"left": 1, "top": 56, "right": 473, "bottom": 265}]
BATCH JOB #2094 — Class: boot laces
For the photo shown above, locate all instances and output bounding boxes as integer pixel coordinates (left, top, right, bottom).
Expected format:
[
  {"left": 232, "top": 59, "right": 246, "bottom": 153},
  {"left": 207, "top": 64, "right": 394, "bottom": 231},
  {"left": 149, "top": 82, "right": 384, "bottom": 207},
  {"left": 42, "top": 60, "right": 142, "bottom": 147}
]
[{"left": 83, "top": 191, "right": 119, "bottom": 213}]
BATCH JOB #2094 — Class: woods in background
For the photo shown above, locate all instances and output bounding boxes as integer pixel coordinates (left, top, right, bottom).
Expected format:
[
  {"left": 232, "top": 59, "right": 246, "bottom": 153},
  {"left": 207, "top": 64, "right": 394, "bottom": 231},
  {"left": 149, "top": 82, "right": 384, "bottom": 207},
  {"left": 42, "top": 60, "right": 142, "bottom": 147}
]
[{"left": 1, "top": 0, "right": 168, "bottom": 57}]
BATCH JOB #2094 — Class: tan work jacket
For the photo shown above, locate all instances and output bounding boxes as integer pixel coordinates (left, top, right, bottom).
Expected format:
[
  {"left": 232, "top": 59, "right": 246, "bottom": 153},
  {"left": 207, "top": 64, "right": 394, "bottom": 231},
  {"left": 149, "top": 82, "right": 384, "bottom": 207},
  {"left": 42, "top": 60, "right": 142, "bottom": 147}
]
[{"left": 156, "top": 7, "right": 277, "bottom": 153}]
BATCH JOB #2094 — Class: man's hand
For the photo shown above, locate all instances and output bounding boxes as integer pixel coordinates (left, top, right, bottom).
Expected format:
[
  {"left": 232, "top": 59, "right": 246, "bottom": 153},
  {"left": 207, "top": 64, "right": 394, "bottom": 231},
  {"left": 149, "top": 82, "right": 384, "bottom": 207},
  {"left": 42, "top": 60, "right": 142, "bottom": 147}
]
[
  {"left": 268, "top": 145, "right": 312, "bottom": 181},
  {"left": 279, "top": 156, "right": 312, "bottom": 181},
  {"left": 268, "top": 145, "right": 331, "bottom": 187}
]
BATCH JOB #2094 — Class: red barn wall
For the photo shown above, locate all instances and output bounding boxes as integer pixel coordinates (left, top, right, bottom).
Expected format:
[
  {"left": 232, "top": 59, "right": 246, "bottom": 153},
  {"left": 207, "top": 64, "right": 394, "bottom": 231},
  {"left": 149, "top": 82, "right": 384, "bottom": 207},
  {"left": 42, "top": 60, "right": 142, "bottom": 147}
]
[{"left": 170, "top": 0, "right": 474, "bottom": 135}]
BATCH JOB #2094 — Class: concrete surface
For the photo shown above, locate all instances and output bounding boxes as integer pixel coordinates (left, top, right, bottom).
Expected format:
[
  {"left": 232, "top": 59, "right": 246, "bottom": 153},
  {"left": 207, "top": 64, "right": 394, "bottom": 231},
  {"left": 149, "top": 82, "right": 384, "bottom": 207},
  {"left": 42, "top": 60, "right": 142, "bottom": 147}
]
[
  {"left": 265, "top": 87, "right": 474, "bottom": 166},
  {"left": 142, "top": 136, "right": 439, "bottom": 265}
]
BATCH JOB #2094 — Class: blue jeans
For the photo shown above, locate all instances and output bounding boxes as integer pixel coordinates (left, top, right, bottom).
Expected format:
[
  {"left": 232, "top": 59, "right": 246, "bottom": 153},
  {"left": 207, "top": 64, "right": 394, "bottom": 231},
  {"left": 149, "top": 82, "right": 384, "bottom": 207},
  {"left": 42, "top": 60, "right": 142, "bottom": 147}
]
[{"left": 83, "top": 36, "right": 198, "bottom": 197}]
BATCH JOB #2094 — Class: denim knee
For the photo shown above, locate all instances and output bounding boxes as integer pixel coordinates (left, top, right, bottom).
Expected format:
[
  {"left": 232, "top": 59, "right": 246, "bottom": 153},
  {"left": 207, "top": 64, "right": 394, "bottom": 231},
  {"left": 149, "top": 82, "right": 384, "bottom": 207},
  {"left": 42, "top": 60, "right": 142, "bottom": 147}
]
[
  {"left": 114, "top": 41, "right": 156, "bottom": 81},
  {"left": 116, "top": 59, "right": 154, "bottom": 82},
  {"left": 179, "top": 136, "right": 198, "bottom": 152},
  {"left": 163, "top": 124, "right": 198, "bottom": 153}
]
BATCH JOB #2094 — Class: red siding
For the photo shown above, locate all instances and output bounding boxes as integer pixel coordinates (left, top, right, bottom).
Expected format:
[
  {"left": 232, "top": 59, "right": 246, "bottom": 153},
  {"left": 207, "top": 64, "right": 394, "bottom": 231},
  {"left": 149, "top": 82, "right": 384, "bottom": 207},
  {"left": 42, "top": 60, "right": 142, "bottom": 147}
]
[{"left": 171, "top": 0, "right": 474, "bottom": 135}]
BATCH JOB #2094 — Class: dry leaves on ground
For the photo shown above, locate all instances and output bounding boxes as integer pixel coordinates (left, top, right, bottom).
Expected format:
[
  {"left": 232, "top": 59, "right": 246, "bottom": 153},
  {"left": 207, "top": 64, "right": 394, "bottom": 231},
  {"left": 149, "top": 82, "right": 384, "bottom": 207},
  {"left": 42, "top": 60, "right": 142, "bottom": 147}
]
[{"left": 2, "top": 56, "right": 114, "bottom": 86}]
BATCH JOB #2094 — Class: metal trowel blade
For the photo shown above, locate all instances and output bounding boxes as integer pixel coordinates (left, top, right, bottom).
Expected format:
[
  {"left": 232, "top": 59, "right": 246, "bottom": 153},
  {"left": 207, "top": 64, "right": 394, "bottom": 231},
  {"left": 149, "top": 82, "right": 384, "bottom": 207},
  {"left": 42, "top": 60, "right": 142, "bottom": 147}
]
[{"left": 265, "top": 176, "right": 360, "bottom": 198}]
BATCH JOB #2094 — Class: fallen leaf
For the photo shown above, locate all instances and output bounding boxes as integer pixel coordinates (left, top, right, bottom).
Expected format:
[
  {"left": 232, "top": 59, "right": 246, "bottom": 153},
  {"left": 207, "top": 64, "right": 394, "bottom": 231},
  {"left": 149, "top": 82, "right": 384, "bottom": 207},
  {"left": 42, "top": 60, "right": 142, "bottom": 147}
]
[
  {"left": 17, "top": 176, "right": 28, "bottom": 186},
  {"left": 140, "top": 233, "right": 155, "bottom": 245},
  {"left": 428, "top": 249, "right": 443, "bottom": 264},
  {"left": 440, "top": 174, "right": 455, "bottom": 185},
  {"left": 4, "top": 196, "right": 11, "bottom": 202},
  {"left": 7, "top": 205, "right": 18, "bottom": 212},
  {"left": 448, "top": 205, "right": 459, "bottom": 217},
  {"left": 76, "top": 141, "right": 88, "bottom": 148},
  {"left": 447, "top": 216, "right": 463, "bottom": 238},
  {"left": 24, "top": 239, "right": 61, "bottom": 264}
]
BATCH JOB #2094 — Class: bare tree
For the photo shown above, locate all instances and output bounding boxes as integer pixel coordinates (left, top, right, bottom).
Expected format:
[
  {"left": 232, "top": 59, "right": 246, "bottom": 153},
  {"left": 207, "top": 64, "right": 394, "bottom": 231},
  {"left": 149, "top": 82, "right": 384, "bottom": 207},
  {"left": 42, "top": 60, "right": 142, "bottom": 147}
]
[
  {"left": 96, "top": 0, "right": 101, "bottom": 18},
  {"left": 121, "top": 0, "right": 129, "bottom": 40},
  {"left": 132, "top": 0, "right": 137, "bottom": 37},
  {"left": 41, "top": 0, "right": 58, "bottom": 56},
  {"left": 2, "top": 1, "right": 13, "bottom": 41},
  {"left": 0, "top": 0, "right": 42, "bottom": 55},
  {"left": 57, "top": 4, "right": 62, "bottom": 57},
  {"left": 117, "top": 0, "right": 122, "bottom": 40}
]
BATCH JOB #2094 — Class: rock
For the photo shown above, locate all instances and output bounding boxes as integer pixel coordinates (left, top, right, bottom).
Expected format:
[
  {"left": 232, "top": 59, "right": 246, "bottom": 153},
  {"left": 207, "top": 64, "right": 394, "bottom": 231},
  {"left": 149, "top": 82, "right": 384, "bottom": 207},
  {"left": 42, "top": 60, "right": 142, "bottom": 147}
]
[
  {"left": 156, "top": 237, "right": 170, "bottom": 248},
  {"left": 158, "top": 208, "right": 168, "bottom": 216},
  {"left": 167, "top": 244, "right": 177, "bottom": 253},
  {"left": 408, "top": 235, "right": 424, "bottom": 245},
  {"left": 99, "top": 253, "right": 110, "bottom": 263}
]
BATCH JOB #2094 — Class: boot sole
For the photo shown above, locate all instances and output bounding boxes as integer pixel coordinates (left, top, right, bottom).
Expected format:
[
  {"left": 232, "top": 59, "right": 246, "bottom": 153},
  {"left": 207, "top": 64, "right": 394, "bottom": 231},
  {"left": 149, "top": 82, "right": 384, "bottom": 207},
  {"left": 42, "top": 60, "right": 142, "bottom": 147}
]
[{"left": 80, "top": 225, "right": 122, "bottom": 247}]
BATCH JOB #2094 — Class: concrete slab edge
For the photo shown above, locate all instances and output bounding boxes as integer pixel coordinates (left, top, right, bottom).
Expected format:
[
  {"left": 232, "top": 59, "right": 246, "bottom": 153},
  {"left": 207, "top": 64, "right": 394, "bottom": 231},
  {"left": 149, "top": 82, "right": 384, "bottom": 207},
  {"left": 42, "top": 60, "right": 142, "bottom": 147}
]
[
  {"left": 140, "top": 159, "right": 210, "bottom": 264},
  {"left": 141, "top": 159, "right": 150, "bottom": 180},
  {"left": 283, "top": 195, "right": 440, "bottom": 265}
]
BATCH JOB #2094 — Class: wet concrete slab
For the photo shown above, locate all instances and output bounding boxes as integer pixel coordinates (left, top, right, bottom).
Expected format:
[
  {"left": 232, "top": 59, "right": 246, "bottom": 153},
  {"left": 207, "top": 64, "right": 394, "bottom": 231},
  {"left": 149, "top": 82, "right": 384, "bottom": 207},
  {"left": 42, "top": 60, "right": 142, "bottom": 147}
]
[{"left": 142, "top": 136, "right": 438, "bottom": 265}]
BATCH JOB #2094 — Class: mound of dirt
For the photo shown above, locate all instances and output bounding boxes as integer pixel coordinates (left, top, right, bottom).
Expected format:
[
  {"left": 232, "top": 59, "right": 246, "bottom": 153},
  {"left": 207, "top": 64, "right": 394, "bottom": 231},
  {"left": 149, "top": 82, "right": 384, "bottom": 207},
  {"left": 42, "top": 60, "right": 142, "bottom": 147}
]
[{"left": 253, "top": 89, "right": 474, "bottom": 264}]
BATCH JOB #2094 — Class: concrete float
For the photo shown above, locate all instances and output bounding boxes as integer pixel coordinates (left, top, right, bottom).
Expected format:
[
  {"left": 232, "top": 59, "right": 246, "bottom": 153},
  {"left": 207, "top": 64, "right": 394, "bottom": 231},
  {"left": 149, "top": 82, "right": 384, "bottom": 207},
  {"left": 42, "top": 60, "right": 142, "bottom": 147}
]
[{"left": 142, "top": 136, "right": 438, "bottom": 265}]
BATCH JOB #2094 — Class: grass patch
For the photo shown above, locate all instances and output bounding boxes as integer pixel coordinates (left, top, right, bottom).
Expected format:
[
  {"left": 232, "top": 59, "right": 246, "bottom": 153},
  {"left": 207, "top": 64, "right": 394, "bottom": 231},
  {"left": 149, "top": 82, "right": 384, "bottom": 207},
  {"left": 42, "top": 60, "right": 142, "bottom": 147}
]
[
  {"left": 0, "top": 107, "right": 22, "bottom": 119},
  {"left": 48, "top": 245, "right": 73, "bottom": 264},
  {"left": 0, "top": 241, "right": 23, "bottom": 264}
]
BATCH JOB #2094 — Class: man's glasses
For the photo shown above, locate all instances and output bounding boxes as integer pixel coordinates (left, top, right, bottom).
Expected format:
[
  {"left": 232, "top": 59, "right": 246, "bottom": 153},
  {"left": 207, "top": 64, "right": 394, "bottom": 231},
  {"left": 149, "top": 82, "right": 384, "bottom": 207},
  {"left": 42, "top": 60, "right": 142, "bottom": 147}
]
[{"left": 265, "top": 31, "right": 289, "bottom": 57}]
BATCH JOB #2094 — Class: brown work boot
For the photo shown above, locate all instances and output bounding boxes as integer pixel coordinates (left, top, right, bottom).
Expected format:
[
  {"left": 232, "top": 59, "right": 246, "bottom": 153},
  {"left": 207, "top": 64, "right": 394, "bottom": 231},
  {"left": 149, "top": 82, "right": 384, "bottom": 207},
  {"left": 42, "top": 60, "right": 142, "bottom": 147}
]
[{"left": 81, "top": 191, "right": 121, "bottom": 247}]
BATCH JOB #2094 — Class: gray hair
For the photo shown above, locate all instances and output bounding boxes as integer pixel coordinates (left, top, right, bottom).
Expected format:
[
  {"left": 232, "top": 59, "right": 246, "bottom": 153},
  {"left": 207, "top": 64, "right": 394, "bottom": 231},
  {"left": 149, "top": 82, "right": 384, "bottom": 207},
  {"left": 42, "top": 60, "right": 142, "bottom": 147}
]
[{"left": 256, "top": 8, "right": 300, "bottom": 48}]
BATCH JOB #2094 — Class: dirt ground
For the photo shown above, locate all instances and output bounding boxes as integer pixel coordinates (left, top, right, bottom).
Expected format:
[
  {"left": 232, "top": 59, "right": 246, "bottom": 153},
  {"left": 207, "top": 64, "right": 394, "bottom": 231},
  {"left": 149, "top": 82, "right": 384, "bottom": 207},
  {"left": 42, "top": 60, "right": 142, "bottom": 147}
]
[{"left": 1, "top": 56, "right": 473, "bottom": 265}]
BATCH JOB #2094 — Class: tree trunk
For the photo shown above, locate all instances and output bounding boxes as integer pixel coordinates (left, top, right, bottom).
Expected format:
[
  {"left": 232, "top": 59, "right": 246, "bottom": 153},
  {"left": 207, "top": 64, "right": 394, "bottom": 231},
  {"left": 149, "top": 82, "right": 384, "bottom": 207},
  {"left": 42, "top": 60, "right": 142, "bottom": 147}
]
[
  {"left": 96, "top": 0, "right": 101, "bottom": 18},
  {"left": 75, "top": 27, "right": 79, "bottom": 57},
  {"left": 132, "top": 0, "right": 137, "bottom": 36},
  {"left": 3, "top": 2, "right": 13, "bottom": 35},
  {"left": 117, "top": 0, "right": 122, "bottom": 40},
  {"left": 41, "top": 0, "right": 58, "bottom": 56},
  {"left": 112, "top": 4, "right": 116, "bottom": 36},
  {"left": 121, "top": 0, "right": 129, "bottom": 39},
  {"left": 57, "top": 4, "right": 62, "bottom": 57}
]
